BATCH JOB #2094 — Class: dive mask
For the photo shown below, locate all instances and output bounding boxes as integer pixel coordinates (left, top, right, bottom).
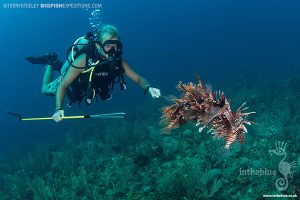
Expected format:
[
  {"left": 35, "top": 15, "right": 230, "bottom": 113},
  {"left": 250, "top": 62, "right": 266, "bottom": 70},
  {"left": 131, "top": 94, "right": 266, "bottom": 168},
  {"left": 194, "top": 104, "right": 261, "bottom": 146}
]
[{"left": 101, "top": 40, "right": 123, "bottom": 59}]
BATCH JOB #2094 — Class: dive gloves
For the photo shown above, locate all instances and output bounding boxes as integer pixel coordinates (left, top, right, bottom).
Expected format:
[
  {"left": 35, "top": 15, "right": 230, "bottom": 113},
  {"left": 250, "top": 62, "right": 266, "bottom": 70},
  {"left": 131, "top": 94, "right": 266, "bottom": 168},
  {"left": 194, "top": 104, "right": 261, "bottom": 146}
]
[
  {"left": 52, "top": 108, "right": 64, "bottom": 122},
  {"left": 145, "top": 86, "right": 161, "bottom": 98}
]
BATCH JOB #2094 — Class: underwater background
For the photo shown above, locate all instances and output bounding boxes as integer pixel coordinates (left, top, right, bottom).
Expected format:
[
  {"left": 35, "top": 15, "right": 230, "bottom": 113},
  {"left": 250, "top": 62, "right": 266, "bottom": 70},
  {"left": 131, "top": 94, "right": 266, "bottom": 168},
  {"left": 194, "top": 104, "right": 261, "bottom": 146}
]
[{"left": 0, "top": 0, "right": 299, "bottom": 199}]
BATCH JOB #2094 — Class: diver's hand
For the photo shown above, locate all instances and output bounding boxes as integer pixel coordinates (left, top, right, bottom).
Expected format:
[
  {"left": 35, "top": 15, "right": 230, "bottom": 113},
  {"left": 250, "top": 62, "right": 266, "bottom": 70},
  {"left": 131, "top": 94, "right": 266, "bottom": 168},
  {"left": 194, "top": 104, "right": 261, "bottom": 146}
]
[
  {"left": 148, "top": 87, "right": 161, "bottom": 98},
  {"left": 52, "top": 109, "right": 64, "bottom": 122}
]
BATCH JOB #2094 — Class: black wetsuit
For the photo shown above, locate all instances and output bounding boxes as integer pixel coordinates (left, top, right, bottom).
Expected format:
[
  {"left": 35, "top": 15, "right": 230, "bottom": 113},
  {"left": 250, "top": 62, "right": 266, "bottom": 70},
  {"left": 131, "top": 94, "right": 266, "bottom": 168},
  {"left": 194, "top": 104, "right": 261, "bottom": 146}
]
[{"left": 66, "top": 57, "right": 124, "bottom": 104}]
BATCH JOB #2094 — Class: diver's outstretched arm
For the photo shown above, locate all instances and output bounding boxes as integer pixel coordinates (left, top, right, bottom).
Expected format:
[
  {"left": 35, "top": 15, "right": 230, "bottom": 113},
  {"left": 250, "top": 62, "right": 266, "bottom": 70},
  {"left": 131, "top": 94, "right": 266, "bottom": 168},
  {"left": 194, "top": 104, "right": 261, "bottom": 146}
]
[
  {"left": 122, "top": 60, "right": 150, "bottom": 90},
  {"left": 122, "top": 60, "right": 161, "bottom": 98}
]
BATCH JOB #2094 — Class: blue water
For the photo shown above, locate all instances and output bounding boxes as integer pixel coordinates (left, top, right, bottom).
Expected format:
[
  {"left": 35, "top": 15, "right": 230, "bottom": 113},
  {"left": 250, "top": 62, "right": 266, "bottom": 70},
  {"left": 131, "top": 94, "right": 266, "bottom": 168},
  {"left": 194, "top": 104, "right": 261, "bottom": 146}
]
[{"left": 0, "top": 0, "right": 299, "bottom": 152}]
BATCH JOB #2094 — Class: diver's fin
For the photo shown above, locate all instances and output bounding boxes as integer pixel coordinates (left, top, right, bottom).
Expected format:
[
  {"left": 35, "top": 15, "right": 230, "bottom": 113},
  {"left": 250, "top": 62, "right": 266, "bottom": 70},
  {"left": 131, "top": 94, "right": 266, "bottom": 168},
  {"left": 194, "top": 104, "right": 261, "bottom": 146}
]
[{"left": 25, "top": 52, "right": 58, "bottom": 65}]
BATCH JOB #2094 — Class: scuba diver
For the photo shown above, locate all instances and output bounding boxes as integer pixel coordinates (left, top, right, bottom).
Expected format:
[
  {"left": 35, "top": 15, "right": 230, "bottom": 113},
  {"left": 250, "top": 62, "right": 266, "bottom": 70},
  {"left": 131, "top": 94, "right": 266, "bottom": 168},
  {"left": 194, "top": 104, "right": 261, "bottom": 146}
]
[{"left": 25, "top": 24, "right": 161, "bottom": 122}]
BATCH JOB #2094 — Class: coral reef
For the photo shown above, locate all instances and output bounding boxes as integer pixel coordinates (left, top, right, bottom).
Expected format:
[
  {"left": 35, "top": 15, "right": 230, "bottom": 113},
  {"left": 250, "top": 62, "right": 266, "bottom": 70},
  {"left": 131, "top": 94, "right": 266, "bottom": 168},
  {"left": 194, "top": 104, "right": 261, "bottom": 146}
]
[{"left": 0, "top": 76, "right": 299, "bottom": 199}]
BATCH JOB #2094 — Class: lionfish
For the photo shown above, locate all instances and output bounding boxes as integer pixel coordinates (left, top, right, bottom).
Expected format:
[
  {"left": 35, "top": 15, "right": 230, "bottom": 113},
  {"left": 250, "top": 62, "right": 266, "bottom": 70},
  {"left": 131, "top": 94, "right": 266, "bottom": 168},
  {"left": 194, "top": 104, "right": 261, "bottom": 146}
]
[{"left": 161, "top": 77, "right": 255, "bottom": 149}]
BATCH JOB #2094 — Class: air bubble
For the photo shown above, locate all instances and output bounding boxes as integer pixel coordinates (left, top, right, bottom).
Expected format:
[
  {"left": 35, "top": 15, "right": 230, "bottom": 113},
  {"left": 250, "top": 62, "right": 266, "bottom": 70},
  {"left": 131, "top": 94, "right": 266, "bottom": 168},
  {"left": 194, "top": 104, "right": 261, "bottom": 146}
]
[{"left": 89, "top": 9, "right": 103, "bottom": 35}]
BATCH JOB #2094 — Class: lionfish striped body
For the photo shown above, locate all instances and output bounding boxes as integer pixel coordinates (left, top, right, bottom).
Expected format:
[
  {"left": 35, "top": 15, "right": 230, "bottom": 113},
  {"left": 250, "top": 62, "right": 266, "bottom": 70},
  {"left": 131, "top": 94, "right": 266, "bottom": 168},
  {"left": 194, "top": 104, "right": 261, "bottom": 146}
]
[{"left": 161, "top": 78, "right": 255, "bottom": 149}]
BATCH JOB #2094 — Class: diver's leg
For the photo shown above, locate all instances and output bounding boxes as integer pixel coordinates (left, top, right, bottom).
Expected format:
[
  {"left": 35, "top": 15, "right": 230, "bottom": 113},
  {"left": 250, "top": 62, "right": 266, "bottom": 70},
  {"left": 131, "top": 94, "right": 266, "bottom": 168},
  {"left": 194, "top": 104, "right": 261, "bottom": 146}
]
[
  {"left": 25, "top": 52, "right": 63, "bottom": 96},
  {"left": 42, "top": 65, "right": 53, "bottom": 95},
  {"left": 41, "top": 60, "right": 63, "bottom": 95}
]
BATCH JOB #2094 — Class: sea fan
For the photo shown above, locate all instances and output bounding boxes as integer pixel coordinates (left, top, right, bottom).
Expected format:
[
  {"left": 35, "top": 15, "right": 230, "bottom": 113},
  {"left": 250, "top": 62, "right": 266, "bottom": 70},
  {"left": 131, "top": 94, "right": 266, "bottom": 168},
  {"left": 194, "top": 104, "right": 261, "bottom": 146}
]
[{"left": 161, "top": 78, "right": 255, "bottom": 149}]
